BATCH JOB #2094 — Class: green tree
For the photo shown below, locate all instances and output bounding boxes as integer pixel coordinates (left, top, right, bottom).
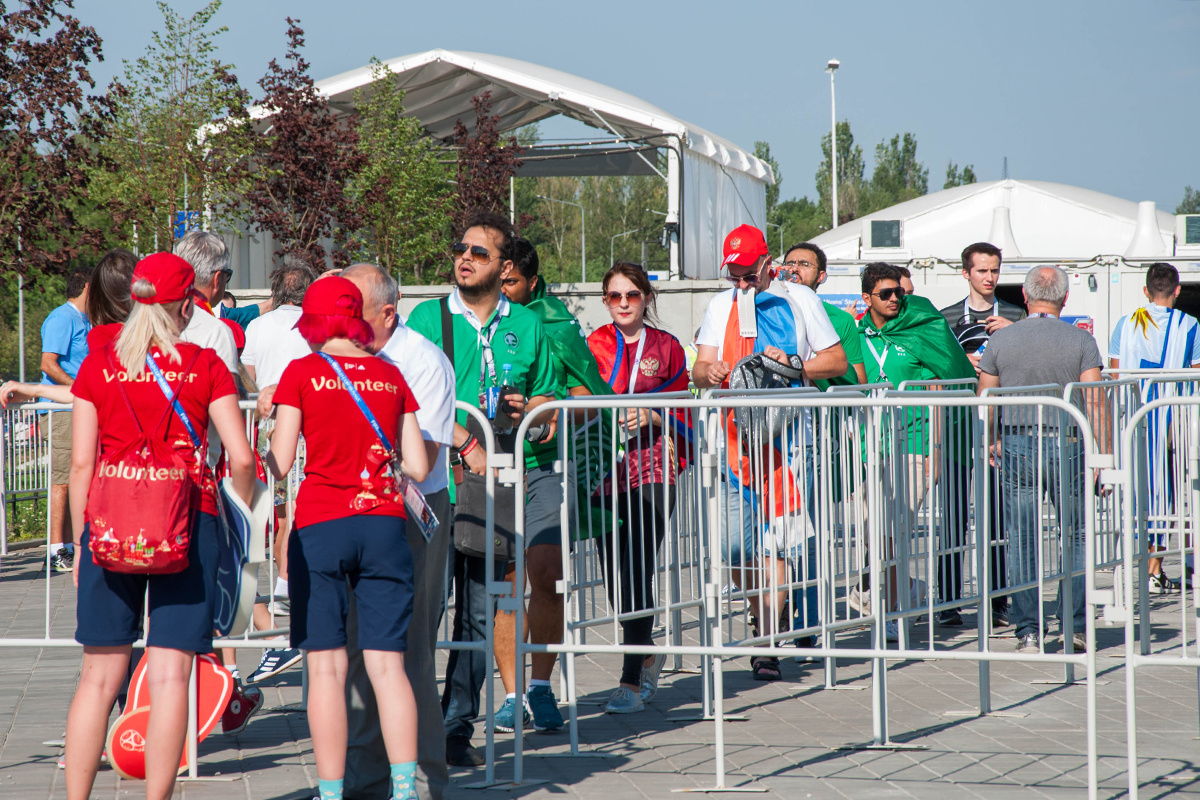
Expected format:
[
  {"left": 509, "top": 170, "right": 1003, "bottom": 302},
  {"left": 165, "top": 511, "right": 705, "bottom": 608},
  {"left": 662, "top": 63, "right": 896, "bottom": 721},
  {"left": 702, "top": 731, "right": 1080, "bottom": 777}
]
[
  {"left": 866, "top": 133, "right": 927, "bottom": 211},
  {"left": 770, "top": 197, "right": 826, "bottom": 249},
  {"left": 90, "top": 1, "right": 252, "bottom": 253},
  {"left": 944, "top": 160, "right": 977, "bottom": 189},
  {"left": 1178, "top": 186, "right": 1200, "bottom": 215},
  {"left": 345, "top": 59, "right": 453, "bottom": 285},
  {"left": 815, "top": 120, "right": 867, "bottom": 225},
  {"left": 755, "top": 140, "right": 781, "bottom": 213}
]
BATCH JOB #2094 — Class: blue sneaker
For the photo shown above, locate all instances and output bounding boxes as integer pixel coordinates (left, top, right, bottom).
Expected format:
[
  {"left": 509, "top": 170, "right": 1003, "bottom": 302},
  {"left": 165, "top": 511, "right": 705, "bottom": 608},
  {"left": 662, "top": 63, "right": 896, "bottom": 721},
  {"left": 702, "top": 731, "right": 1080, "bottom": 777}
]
[
  {"left": 528, "top": 685, "right": 563, "bottom": 731},
  {"left": 493, "top": 696, "right": 531, "bottom": 733}
]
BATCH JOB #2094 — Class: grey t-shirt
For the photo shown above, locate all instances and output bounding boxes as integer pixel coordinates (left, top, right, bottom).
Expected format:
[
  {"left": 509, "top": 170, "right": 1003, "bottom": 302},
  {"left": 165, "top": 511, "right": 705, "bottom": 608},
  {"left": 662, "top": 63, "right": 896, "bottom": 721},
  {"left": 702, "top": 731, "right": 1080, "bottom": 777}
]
[{"left": 978, "top": 316, "right": 1103, "bottom": 429}]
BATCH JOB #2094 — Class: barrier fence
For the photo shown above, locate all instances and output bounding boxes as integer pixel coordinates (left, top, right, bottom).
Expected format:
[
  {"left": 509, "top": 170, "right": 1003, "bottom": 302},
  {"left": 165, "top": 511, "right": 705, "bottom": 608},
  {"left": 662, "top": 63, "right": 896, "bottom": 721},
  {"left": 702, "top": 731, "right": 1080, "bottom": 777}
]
[{"left": 2, "top": 376, "right": 1200, "bottom": 797}]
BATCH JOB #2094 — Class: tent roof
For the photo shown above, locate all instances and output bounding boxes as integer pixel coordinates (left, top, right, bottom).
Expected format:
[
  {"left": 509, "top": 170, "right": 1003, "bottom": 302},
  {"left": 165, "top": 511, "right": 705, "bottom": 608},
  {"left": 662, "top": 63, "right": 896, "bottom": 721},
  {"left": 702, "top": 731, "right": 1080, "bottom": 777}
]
[
  {"left": 251, "top": 49, "right": 773, "bottom": 184},
  {"left": 810, "top": 179, "right": 1177, "bottom": 260}
]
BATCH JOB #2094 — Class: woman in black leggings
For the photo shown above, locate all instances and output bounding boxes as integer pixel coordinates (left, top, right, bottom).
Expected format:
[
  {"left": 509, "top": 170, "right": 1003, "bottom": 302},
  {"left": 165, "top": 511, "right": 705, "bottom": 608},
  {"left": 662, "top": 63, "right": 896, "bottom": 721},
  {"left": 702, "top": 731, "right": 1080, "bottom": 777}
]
[{"left": 587, "top": 262, "right": 689, "bottom": 714}]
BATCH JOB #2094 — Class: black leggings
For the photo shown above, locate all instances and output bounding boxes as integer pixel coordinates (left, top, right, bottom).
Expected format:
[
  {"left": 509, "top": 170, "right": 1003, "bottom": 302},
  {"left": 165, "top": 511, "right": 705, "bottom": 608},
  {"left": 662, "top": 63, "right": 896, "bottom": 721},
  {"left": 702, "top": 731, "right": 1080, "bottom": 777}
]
[{"left": 592, "top": 486, "right": 675, "bottom": 686}]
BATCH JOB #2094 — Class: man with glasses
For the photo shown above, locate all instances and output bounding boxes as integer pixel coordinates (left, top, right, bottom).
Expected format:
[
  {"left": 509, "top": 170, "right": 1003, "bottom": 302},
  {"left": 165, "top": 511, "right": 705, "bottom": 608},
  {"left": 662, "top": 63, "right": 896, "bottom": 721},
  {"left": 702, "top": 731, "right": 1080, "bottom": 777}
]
[
  {"left": 406, "top": 211, "right": 563, "bottom": 765},
  {"left": 692, "top": 224, "right": 846, "bottom": 681},
  {"left": 780, "top": 241, "right": 866, "bottom": 387},
  {"left": 857, "top": 263, "right": 976, "bottom": 639},
  {"left": 174, "top": 230, "right": 240, "bottom": 378}
]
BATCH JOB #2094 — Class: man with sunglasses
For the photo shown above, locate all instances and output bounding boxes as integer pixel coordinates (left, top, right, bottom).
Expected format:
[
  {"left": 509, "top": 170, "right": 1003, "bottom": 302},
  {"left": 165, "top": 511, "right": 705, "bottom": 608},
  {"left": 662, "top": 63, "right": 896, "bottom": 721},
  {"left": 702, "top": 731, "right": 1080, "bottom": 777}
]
[
  {"left": 857, "top": 263, "right": 976, "bottom": 638},
  {"left": 406, "top": 211, "right": 565, "bottom": 763},
  {"left": 693, "top": 224, "right": 846, "bottom": 681}
]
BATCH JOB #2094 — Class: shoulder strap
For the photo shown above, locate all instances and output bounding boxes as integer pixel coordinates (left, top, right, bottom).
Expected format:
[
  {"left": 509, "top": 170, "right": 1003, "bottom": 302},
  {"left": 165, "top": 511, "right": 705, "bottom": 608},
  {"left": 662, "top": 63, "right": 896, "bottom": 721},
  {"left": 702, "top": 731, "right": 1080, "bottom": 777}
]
[
  {"left": 440, "top": 295, "right": 455, "bottom": 366},
  {"left": 145, "top": 348, "right": 204, "bottom": 448},
  {"left": 105, "top": 348, "right": 145, "bottom": 437},
  {"left": 316, "top": 351, "right": 395, "bottom": 453}
]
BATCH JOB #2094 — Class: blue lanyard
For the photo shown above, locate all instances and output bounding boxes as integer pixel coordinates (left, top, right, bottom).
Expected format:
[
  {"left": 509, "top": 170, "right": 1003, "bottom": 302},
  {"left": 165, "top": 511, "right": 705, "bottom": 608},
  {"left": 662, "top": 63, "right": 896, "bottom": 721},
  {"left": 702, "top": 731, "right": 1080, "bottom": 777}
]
[
  {"left": 317, "top": 352, "right": 394, "bottom": 453},
  {"left": 145, "top": 354, "right": 201, "bottom": 449}
]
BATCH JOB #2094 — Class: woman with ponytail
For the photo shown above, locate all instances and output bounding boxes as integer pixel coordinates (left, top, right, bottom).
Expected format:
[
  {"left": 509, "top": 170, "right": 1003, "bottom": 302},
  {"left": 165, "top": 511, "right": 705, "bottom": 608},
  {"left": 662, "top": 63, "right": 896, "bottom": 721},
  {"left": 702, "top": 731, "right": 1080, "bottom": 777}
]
[
  {"left": 264, "top": 276, "right": 429, "bottom": 800},
  {"left": 63, "top": 252, "right": 255, "bottom": 800}
]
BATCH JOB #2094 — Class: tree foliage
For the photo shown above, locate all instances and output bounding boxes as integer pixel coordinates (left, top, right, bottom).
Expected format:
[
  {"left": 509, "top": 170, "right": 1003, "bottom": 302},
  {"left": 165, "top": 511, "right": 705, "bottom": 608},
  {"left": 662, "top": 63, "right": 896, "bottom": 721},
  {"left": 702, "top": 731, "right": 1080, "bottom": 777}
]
[
  {"left": 0, "top": 0, "right": 117, "bottom": 283},
  {"left": 90, "top": 0, "right": 251, "bottom": 255},
  {"left": 1178, "top": 186, "right": 1200, "bottom": 215},
  {"left": 452, "top": 91, "right": 524, "bottom": 234},
  {"left": 242, "top": 18, "right": 365, "bottom": 267},
  {"left": 754, "top": 140, "right": 781, "bottom": 213},
  {"left": 944, "top": 160, "right": 977, "bottom": 189},
  {"left": 815, "top": 121, "right": 867, "bottom": 226},
  {"left": 868, "top": 133, "right": 928, "bottom": 208},
  {"left": 345, "top": 59, "right": 453, "bottom": 284}
]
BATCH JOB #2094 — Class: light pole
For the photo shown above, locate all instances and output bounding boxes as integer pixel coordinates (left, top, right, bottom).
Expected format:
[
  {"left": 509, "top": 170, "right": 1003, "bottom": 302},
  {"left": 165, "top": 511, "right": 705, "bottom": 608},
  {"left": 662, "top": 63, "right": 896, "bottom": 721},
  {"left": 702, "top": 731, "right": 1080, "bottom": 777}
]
[
  {"left": 611, "top": 227, "right": 641, "bottom": 268},
  {"left": 826, "top": 58, "right": 840, "bottom": 230},
  {"left": 537, "top": 195, "right": 586, "bottom": 282},
  {"left": 766, "top": 222, "right": 783, "bottom": 258}
]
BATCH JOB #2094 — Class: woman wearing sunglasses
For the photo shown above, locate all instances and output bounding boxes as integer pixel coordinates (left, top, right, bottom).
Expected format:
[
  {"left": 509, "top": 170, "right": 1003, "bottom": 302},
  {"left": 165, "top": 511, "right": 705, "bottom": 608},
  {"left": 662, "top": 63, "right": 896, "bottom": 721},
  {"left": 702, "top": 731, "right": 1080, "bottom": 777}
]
[{"left": 586, "top": 262, "right": 689, "bottom": 714}]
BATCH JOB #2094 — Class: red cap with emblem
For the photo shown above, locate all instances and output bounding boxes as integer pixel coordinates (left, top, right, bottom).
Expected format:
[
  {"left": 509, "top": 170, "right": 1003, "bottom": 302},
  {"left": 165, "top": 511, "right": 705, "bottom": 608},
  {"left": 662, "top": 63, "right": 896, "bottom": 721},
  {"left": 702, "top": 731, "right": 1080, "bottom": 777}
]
[
  {"left": 131, "top": 253, "right": 195, "bottom": 305},
  {"left": 721, "top": 224, "right": 770, "bottom": 267},
  {"left": 301, "top": 276, "right": 364, "bottom": 318}
]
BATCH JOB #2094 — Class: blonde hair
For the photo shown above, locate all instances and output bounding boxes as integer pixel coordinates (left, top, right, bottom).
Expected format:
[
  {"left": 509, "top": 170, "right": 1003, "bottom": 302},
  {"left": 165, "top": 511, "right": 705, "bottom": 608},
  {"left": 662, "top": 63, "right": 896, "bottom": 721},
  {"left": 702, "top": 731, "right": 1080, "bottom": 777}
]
[{"left": 115, "top": 278, "right": 185, "bottom": 376}]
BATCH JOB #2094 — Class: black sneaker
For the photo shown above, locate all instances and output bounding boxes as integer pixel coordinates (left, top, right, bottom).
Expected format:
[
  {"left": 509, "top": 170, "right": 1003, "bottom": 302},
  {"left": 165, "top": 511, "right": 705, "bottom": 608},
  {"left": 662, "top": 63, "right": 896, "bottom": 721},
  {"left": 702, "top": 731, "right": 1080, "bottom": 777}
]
[
  {"left": 936, "top": 609, "right": 963, "bottom": 626},
  {"left": 446, "top": 735, "right": 485, "bottom": 767},
  {"left": 247, "top": 647, "right": 302, "bottom": 684},
  {"left": 49, "top": 549, "right": 74, "bottom": 573},
  {"left": 992, "top": 604, "right": 1011, "bottom": 628},
  {"left": 1148, "top": 571, "right": 1181, "bottom": 595}
]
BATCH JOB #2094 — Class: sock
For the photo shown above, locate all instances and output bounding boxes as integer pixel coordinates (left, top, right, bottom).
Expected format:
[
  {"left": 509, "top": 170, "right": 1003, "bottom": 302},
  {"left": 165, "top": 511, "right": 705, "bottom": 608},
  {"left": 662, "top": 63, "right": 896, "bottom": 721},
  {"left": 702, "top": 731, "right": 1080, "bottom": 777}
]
[
  {"left": 317, "top": 777, "right": 343, "bottom": 800},
  {"left": 390, "top": 762, "right": 417, "bottom": 800},
  {"left": 529, "top": 679, "right": 551, "bottom": 690},
  {"left": 274, "top": 577, "right": 289, "bottom": 598},
  {"left": 49, "top": 543, "right": 64, "bottom": 556},
  {"left": 505, "top": 692, "right": 516, "bottom": 701}
]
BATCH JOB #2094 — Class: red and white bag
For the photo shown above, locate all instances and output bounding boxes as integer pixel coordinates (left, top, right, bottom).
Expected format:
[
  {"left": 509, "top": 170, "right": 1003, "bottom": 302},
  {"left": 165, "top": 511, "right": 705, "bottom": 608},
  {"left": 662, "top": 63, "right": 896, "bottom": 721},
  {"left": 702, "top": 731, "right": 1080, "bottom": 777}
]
[{"left": 86, "top": 349, "right": 203, "bottom": 574}]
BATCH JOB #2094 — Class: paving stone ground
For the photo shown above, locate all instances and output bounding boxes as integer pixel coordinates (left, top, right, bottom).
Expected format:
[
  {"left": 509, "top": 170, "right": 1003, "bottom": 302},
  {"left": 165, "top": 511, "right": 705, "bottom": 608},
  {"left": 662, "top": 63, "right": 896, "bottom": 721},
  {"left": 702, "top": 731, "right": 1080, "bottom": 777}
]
[{"left": 3, "top": 546, "right": 1200, "bottom": 799}]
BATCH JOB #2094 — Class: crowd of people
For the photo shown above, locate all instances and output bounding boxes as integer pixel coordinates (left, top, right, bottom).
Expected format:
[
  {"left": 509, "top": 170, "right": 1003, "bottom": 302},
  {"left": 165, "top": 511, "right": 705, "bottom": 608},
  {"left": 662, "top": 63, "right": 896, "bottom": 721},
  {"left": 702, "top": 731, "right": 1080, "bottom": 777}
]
[{"left": 1, "top": 213, "right": 1196, "bottom": 800}]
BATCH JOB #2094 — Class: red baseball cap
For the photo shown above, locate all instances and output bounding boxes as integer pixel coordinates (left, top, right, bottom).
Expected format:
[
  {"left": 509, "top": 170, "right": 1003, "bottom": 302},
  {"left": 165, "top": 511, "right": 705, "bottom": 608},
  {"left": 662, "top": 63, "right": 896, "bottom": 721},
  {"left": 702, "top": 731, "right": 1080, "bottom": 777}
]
[
  {"left": 131, "top": 253, "right": 195, "bottom": 305},
  {"left": 722, "top": 224, "right": 770, "bottom": 268},
  {"left": 300, "top": 275, "right": 364, "bottom": 318}
]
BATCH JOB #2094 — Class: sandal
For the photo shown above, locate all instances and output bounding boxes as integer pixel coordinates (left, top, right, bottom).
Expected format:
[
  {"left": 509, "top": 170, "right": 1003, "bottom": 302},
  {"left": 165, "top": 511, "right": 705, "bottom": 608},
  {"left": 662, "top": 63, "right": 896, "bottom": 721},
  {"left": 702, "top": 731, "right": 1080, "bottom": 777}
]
[{"left": 750, "top": 655, "right": 782, "bottom": 682}]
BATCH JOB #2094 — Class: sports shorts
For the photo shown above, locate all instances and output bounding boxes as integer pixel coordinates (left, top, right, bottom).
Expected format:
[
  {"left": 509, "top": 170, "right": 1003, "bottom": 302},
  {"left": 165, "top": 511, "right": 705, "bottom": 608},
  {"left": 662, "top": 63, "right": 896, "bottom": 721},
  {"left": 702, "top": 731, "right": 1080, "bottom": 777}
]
[
  {"left": 76, "top": 511, "right": 219, "bottom": 654},
  {"left": 525, "top": 463, "right": 564, "bottom": 550},
  {"left": 288, "top": 514, "right": 414, "bottom": 652}
]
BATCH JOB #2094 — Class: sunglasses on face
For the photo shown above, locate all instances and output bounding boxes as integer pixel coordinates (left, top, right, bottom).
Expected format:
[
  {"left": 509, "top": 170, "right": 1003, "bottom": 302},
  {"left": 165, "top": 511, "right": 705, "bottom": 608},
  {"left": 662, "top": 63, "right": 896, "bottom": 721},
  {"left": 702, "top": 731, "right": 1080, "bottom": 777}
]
[
  {"left": 450, "top": 242, "right": 496, "bottom": 265},
  {"left": 604, "top": 290, "right": 644, "bottom": 306},
  {"left": 725, "top": 271, "right": 762, "bottom": 286},
  {"left": 872, "top": 287, "right": 907, "bottom": 301}
]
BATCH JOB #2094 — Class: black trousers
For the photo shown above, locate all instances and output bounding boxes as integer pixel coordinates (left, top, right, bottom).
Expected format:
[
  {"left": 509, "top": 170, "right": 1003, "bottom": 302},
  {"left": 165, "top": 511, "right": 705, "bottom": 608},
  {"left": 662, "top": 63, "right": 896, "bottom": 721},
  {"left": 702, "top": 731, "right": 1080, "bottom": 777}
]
[{"left": 937, "top": 463, "right": 1008, "bottom": 610}]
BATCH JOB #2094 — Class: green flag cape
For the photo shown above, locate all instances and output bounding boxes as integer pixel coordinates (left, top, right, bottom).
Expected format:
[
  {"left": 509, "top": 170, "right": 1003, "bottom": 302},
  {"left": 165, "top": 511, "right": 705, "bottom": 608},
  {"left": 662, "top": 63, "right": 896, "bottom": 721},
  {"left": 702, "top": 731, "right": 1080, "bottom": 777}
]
[{"left": 525, "top": 280, "right": 616, "bottom": 537}]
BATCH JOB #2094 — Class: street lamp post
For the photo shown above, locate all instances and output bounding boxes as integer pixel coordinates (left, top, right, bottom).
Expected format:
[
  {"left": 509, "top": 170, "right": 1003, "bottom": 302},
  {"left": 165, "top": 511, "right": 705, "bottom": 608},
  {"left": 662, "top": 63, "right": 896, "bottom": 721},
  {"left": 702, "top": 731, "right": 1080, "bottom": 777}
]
[
  {"left": 826, "top": 58, "right": 840, "bottom": 231},
  {"left": 611, "top": 228, "right": 641, "bottom": 268},
  {"left": 537, "top": 195, "right": 586, "bottom": 282}
]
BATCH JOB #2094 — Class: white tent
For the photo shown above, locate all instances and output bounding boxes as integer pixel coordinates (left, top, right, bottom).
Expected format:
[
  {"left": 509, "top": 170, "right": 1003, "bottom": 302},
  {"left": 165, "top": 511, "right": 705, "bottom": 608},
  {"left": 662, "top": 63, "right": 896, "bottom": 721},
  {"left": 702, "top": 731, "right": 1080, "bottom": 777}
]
[
  {"left": 810, "top": 179, "right": 1177, "bottom": 262},
  {"left": 246, "top": 49, "right": 773, "bottom": 280}
]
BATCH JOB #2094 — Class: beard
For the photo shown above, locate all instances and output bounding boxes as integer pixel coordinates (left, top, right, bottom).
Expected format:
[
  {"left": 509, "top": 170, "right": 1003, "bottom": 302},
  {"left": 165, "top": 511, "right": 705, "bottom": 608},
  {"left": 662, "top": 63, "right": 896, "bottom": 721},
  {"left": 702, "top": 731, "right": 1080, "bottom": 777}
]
[{"left": 455, "top": 264, "right": 502, "bottom": 300}]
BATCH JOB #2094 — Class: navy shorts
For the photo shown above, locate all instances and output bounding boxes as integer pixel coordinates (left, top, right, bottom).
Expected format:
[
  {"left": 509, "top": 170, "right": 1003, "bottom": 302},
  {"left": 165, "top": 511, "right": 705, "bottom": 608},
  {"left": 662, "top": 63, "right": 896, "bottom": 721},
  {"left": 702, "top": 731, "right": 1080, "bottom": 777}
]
[
  {"left": 288, "top": 514, "right": 414, "bottom": 652},
  {"left": 76, "top": 512, "right": 218, "bottom": 654}
]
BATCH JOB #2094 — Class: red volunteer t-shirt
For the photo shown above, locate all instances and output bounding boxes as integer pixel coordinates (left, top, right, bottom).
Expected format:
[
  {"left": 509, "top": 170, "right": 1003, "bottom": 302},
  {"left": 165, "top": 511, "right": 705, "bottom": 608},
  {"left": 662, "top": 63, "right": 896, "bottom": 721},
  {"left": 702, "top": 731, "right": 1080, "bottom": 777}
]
[
  {"left": 273, "top": 352, "right": 420, "bottom": 529},
  {"left": 72, "top": 342, "right": 237, "bottom": 517},
  {"left": 87, "top": 323, "right": 123, "bottom": 351}
]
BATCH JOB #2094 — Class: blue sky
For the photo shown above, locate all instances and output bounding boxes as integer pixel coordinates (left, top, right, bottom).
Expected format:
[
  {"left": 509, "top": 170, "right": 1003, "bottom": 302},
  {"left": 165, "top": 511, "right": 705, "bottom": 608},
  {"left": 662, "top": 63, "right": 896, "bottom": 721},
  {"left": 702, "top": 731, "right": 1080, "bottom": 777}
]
[{"left": 87, "top": 0, "right": 1200, "bottom": 211}]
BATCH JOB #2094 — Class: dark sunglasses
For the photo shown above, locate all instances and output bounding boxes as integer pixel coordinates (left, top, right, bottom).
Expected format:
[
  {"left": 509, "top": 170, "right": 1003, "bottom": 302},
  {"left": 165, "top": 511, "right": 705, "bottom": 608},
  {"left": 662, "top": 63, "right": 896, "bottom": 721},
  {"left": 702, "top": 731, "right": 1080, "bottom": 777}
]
[
  {"left": 450, "top": 242, "right": 495, "bottom": 265},
  {"left": 604, "top": 289, "right": 644, "bottom": 306},
  {"left": 725, "top": 271, "right": 762, "bottom": 286},
  {"left": 872, "top": 287, "right": 907, "bottom": 301}
]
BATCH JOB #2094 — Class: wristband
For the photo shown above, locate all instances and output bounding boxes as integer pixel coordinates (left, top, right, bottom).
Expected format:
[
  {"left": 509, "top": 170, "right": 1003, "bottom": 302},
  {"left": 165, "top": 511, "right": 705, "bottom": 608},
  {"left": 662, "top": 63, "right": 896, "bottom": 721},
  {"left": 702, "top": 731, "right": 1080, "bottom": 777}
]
[{"left": 458, "top": 436, "right": 479, "bottom": 459}]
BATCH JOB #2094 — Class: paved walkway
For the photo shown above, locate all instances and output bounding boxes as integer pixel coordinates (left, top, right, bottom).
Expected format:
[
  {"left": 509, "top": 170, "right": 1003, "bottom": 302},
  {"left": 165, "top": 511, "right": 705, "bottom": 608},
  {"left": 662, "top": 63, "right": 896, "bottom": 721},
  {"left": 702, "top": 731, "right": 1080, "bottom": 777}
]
[{"left": 2, "top": 546, "right": 1199, "bottom": 799}]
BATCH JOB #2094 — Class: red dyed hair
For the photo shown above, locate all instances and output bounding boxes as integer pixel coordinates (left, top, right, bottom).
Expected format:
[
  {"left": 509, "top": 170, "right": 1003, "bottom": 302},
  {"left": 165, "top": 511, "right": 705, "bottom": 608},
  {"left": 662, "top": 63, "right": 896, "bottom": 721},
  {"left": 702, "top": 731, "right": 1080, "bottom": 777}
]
[{"left": 296, "top": 313, "right": 375, "bottom": 349}]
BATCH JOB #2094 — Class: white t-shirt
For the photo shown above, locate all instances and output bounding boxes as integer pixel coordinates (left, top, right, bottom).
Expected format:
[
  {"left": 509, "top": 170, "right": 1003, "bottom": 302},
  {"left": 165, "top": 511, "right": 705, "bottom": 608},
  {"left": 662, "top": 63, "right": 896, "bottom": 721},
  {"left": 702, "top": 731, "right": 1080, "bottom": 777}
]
[
  {"left": 241, "top": 304, "right": 311, "bottom": 389},
  {"left": 695, "top": 281, "right": 840, "bottom": 365},
  {"left": 181, "top": 303, "right": 238, "bottom": 375},
  {"left": 379, "top": 321, "right": 456, "bottom": 495}
]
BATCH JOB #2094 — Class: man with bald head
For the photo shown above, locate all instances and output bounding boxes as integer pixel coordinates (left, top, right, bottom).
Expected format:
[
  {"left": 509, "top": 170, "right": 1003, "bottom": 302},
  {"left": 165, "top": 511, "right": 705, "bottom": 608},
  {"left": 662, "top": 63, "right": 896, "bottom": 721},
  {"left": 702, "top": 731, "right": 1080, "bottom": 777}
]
[
  {"left": 340, "top": 263, "right": 456, "bottom": 800},
  {"left": 977, "top": 266, "right": 1104, "bottom": 656}
]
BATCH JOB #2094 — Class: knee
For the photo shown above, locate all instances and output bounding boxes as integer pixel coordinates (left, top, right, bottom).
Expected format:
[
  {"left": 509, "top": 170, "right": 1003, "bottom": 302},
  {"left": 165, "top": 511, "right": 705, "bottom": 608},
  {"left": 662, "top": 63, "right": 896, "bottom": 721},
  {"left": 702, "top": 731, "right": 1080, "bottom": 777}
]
[{"left": 526, "top": 546, "right": 562, "bottom": 594}]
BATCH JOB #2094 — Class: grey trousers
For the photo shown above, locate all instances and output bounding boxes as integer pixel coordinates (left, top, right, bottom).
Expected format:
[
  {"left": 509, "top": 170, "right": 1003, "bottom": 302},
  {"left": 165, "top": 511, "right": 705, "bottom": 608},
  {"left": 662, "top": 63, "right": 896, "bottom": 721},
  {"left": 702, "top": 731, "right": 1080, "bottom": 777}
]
[{"left": 345, "top": 489, "right": 451, "bottom": 800}]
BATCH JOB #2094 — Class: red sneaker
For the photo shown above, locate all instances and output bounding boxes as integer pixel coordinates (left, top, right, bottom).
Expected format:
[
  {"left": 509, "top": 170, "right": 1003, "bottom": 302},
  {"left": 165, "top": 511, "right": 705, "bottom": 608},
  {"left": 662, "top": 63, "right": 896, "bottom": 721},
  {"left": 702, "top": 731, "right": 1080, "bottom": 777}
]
[{"left": 221, "top": 685, "right": 264, "bottom": 736}]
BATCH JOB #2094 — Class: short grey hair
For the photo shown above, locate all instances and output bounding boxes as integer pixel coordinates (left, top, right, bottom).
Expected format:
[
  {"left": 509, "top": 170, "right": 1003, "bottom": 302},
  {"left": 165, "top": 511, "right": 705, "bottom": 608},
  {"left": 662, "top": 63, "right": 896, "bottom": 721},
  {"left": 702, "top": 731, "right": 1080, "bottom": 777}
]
[
  {"left": 173, "top": 231, "right": 230, "bottom": 287},
  {"left": 342, "top": 263, "right": 398, "bottom": 312},
  {"left": 269, "top": 261, "right": 316, "bottom": 306},
  {"left": 1024, "top": 265, "right": 1069, "bottom": 306}
]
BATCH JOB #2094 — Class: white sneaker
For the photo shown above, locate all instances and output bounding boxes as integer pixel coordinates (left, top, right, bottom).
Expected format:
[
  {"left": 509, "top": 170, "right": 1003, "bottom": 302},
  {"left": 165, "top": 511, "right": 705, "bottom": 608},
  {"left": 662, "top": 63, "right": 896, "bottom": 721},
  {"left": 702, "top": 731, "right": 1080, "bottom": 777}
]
[
  {"left": 848, "top": 587, "right": 872, "bottom": 615},
  {"left": 604, "top": 686, "right": 644, "bottom": 714},
  {"left": 909, "top": 579, "right": 927, "bottom": 609},
  {"left": 885, "top": 620, "right": 900, "bottom": 642}
]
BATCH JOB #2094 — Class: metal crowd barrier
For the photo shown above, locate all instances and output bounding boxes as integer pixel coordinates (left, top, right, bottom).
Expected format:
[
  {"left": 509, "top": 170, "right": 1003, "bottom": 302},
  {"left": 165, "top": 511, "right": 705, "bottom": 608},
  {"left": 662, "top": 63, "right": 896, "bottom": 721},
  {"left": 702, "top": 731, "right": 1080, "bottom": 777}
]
[{"left": 504, "top": 391, "right": 1105, "bottom": 796}]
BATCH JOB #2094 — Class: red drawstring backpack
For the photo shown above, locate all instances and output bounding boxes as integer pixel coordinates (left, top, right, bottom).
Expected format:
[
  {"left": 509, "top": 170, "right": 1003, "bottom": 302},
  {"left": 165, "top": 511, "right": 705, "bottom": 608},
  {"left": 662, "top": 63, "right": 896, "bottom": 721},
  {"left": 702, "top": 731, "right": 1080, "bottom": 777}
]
[{"left": 86, "top": 349, "right": 204, "bottom": 574}]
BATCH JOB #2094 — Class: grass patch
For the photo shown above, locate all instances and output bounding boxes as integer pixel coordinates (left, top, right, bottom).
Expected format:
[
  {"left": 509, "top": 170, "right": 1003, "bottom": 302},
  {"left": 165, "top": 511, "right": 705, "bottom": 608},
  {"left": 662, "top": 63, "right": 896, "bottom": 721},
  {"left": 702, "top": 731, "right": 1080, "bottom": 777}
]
[{"left": 5, "top": 496, "right": 47, "bottom": 543}]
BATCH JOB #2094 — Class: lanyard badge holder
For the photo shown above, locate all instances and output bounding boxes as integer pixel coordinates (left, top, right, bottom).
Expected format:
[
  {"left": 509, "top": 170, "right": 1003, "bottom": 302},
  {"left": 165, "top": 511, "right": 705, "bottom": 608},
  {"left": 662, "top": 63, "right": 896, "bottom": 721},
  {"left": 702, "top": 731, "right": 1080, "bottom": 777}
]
[{"left": 317, "top": 352, "right": 439, "bottom": 542}]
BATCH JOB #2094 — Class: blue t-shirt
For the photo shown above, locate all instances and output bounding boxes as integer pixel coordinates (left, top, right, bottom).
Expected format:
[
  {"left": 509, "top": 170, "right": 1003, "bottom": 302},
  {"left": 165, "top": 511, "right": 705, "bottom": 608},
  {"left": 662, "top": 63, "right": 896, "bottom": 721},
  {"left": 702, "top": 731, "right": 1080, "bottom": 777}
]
[{"left": 40, "top": 301, "right": 91, "bottom": 384}]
